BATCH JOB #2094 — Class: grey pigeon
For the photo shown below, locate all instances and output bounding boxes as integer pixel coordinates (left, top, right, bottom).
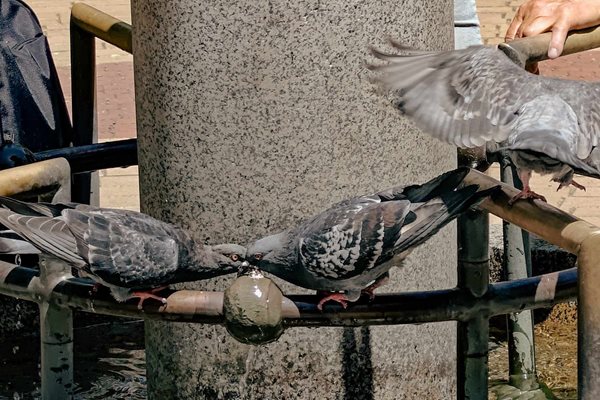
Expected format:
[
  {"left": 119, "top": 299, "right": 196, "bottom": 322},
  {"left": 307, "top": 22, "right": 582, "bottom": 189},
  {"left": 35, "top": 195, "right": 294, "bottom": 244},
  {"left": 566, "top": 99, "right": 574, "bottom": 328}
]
[
  {"left": 0, "top": 197, "right": 246, "bottom": 308},
  {"left": 368, "top": 41, "right": 600, "bottom": 203},
  {"left": 246, "top": 167, "right": 498, "bottom": 309}
]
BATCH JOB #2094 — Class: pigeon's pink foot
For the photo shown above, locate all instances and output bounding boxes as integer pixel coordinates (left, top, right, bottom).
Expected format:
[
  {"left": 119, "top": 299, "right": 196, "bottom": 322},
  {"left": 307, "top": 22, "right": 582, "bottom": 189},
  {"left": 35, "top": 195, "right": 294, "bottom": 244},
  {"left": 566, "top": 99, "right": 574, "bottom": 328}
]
[
  {"left": 131, "top": 286, "right": 168, "bottom": 310},
  {"left": 508, "top": 186, "right": 547, "bottom": 206},
  {"left": 316, "top": 291, "right": 349, "bottom": 311},
  {"left": 362, "top": 273, "right": 390, "bottom": 301}
]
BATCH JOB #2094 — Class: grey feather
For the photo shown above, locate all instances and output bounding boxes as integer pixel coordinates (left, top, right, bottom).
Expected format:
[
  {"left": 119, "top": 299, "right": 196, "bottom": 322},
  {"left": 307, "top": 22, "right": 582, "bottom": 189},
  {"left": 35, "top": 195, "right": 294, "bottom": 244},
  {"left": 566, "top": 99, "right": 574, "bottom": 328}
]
[
  {"left": 246, "top": 168, "right": 498, "bottom": 300},
  {"left": 369, "top": 42, "right": 600, "bottom": 185},
  {"left": 0, "top": 197, "right": 246, "bottom": 302}
]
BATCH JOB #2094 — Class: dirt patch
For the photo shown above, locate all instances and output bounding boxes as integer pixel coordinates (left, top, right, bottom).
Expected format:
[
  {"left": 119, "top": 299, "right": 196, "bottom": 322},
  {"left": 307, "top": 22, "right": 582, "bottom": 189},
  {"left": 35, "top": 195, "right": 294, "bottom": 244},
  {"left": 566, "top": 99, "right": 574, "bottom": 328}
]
[{"left": 489, "top": 302, "right": 577, "bottom": 399}]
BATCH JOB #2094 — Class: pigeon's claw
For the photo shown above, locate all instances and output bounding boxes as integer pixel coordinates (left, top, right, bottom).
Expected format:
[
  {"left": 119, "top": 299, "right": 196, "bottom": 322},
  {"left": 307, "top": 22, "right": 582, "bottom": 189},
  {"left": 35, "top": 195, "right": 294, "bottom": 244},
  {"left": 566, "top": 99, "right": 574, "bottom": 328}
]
[
  {"left": 553, "top": 177, "right": 586, "bottom": 192},
  {"left": 131, "top": 286, "right": 169, "bottom": 310},
  {"left": 316, "top": 291, "right": 349, "bottom": 311},
  {"left": 508, "top": 186, "right": 547, "bottom": 206},
  {"left": 569, "top": 180, "right": 586, "bottom": 191}
]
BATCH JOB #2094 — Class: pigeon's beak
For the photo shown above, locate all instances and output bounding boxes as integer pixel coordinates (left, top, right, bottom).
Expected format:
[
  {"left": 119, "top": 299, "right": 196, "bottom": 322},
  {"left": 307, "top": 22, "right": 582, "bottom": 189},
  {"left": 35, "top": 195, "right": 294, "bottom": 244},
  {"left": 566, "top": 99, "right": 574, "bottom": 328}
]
[{"left": 237, "top": 260, "right": 251, "bottom": 276}]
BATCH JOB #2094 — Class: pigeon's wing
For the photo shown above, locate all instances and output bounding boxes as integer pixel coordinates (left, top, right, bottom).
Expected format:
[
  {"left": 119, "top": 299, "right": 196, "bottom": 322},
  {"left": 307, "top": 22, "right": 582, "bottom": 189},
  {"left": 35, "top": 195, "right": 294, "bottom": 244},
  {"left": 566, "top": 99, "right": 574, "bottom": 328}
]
[
  {"left": 369, "top": 42, "right": 600, "bottom": 175},
  {"left": 369, "top": 44, "right": 528, "bottom": 148},
  {"left": 505, "top": 95, "right": 600, "bottom": 176},
  {"left": 297, "top": 197, "right": 411, "bottom": 280},
  {"left": 0, "top": 209, "right": 84, "bottom": 266},
  {"left": 62, "top": 209, "right": 184, "bottom": 288}
]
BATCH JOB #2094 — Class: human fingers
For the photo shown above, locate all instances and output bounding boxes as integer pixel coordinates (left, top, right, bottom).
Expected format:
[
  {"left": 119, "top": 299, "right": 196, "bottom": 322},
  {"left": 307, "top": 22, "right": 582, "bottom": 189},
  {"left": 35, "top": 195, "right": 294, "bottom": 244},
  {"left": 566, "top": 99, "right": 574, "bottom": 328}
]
[
  {"left": 548, "top": 18, "right": 570, "bottom": 57},
  {"left": 517, "top": 14, "right": 557, "bottom": 38},
  {"left": 505, "top": 5, "right": 527, "bottom": 41}
]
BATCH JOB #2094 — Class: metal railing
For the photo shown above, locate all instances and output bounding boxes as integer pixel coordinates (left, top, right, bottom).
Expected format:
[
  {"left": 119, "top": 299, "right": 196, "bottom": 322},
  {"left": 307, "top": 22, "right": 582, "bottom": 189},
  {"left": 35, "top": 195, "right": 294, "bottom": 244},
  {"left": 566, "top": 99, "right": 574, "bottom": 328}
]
[
  {"left": 2, "top": 2, "right": 600, "bottom": 399},
  {"left": 0, "top": 162, "right": 587, "bottom": 398},
  {"left": 70, "top": 2, "right": 134, "bottom": 204}
]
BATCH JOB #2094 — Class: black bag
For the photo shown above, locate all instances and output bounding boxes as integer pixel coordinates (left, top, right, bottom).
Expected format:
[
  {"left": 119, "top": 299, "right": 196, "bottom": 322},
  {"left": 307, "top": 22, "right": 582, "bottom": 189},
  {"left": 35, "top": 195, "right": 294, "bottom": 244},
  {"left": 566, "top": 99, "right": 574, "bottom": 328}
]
[{"left": 0, "top": 0, "right": 72, "bottom": 156}]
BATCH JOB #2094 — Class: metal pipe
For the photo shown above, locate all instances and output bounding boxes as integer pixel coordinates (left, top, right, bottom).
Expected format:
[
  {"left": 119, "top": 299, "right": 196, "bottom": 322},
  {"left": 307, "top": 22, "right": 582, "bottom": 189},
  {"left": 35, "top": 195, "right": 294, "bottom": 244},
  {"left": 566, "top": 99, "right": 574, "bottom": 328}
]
[
  {"left": 38, "top": 256, "right": 74, "bottom": 399},
  {"left": 457, "top": 209, "right": 490, "bottom": 400},
  {"left": 578, "top": 234, "right": 600, "bottom": 398},
  {"left": 35, "top": 139, "right": 138, "bottom": 174},
  {"left": 70, "top": 6, "right": 98, "bottom": 205},
  {"left": 498, "top": 25, "right": 600, "bottom": 67},
  {"left": 463, "top": 169, "right": 594, "bottom": 254},
  {"left": 0, "top": 158, "right": 71, "bottom": 199},
  {"left": 463, "top": 169, "right": 600, "bottom": 398},
  {"left": 500, "top": 159, "right": 539, "bottom": 391},
  {"left": 0, "top": 260, "right": 577, "bottom": 326},
  {"left": 71, "top": 3, "right": 132, "bottom": 54}
]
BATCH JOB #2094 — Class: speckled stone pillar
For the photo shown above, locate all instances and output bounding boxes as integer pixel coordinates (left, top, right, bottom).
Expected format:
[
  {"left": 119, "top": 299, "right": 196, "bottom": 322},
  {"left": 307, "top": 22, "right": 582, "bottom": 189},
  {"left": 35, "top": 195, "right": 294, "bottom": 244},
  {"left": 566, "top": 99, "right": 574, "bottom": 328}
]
[{"left": 132, "top": 1, "right": 456, "bottom": 398}]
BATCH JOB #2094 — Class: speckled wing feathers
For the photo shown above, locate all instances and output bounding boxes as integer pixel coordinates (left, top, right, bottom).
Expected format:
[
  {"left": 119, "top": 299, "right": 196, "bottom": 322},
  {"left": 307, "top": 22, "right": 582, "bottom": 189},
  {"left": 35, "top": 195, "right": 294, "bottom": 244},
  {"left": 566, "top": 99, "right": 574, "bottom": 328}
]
[
  {"left": 0, "top": 196, "right": 193, "bottom": 289},
  {"left": 62, "top": 209, "right": 183, "bottom": 288},
  {"left": 298, "top": 197, "right": 410, "bottom": 280}
]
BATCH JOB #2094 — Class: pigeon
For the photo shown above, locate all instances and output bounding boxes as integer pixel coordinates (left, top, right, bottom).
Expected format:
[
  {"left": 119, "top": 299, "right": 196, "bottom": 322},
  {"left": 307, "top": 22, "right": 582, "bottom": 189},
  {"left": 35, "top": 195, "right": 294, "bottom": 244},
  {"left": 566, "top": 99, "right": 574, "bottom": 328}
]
[
  {"left": 0, "top": 197, "right": 246, "bottom": 308},
  {"left": 245, "top": 167, "right": 498, "bottom": 309},
  {"left": 368, "top": 40, "right": 600, "bottom": 204}
]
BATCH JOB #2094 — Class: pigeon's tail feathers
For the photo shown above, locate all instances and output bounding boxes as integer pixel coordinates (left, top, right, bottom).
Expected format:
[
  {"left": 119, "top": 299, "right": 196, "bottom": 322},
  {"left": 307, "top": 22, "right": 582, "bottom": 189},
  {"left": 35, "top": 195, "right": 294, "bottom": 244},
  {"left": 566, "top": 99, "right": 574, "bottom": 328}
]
[
  {"left": 404, "top": 167, "right": 472, "bottom": 202},
  {"left": 396, "top": 184, "right": 499, "bottom": 252},
  {"left": 378, "top": 167, "right": 471, "bottom": 203},
  {"left": 0, "top": 209, "right": 85, "bottom": 267},
  {"left": 0, "top": 196, "right": 77, "bottom": 218},
  {"left": 439, "top": 183, "right": 499, "bottom": 216},
  {"left": 0, "top": 237, "right": 40, "bottom": 254}
]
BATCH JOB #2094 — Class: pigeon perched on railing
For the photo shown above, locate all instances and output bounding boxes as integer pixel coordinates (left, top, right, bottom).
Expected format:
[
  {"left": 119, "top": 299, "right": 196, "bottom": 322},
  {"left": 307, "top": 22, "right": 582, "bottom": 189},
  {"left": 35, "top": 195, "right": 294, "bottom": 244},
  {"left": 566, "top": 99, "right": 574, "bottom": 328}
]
[
  {"left": 245, "top": 167, "right": 498, "bottom": 309},
  {"left": 368, "top": 40, "right": 600, "bottom": 204},
  {"left": 0, "top": 197, "right": 246, "bottom": 308}
]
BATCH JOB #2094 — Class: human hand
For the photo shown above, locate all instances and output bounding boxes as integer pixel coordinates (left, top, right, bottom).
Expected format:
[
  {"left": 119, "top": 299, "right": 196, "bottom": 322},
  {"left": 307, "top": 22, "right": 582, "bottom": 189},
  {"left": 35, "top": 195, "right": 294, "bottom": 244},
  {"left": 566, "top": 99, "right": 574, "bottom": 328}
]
[{"left": 505, "top": 0, "right": 600, "bottom": 59}]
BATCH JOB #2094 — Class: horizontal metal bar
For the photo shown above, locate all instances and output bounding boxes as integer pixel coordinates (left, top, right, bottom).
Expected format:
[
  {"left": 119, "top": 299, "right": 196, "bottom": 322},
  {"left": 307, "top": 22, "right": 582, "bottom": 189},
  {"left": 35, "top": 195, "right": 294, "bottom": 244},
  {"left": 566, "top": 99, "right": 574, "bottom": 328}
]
[
  {"left": 35, "top": 139, "right": 138, "bottom": 174},
  {"left": 464, "top": 169, "right": 598, "bottom": 255},
  {"left": 0, "top": 158, "right": 71, "bottom": 199},
  {"left": 0, "top": 260, "right": 576, "bottom": 327},
  {"left": 71, "top": 3, "right": 132, "bottom": 54},
  {"left": 499, "top": 25, "right": 600, "bottom": 67}
]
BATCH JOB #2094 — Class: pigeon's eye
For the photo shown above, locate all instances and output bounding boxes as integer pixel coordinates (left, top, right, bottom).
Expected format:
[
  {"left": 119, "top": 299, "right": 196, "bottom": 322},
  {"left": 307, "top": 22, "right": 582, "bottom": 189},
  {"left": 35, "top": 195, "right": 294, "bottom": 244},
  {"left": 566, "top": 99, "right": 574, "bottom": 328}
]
[
  {"left": 230, "top": 254, "right": 239, "bottom": 262},
  {"left": 254, "top": 253, "right": 263, "bottom": 260}
]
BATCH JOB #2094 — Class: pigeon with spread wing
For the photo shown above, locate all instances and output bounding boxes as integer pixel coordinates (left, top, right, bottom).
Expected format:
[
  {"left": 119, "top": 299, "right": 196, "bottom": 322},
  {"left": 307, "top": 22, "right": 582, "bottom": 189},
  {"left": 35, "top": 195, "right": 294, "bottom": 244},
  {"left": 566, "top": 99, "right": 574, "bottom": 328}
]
[{"left": 369, "top": 41, "right": 600, "bottom": 203}]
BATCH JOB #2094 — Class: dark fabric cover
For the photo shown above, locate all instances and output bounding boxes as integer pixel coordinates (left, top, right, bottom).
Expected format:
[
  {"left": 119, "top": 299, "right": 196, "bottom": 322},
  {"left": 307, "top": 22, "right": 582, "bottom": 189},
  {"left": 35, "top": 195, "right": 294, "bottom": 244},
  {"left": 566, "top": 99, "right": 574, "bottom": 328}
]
[{"left": 0, "top": 0, "right": 72, "bottom": 152}]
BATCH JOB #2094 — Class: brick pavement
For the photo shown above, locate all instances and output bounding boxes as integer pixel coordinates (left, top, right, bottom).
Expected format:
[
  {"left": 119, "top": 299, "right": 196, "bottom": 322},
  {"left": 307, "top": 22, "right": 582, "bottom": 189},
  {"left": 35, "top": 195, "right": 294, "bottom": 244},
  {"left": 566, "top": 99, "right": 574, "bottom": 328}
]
[{"left": 22, "top": 1, "right": 600, "bottom": 225}]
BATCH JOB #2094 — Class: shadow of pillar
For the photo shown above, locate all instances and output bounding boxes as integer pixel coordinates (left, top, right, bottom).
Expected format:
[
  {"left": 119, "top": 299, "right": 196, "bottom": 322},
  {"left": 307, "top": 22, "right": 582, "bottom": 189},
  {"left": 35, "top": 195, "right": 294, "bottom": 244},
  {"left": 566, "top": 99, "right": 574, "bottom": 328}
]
[{"left": 342, "top": 326, "right": 374, "bottom": 400}]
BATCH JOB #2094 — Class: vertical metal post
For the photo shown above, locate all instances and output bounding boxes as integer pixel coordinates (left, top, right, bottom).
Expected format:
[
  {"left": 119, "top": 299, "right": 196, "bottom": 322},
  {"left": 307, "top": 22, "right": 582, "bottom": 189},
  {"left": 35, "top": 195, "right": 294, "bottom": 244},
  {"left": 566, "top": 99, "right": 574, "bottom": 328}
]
[
  {"left": 578, "top": 236, "right": 600, "bottom": 399},
  {"left": 36, "top": 256, "right": 74, "bottom": 399},
  {"left": 500, "top": 159, "right": 539, "bottom": 391},
  {"left": 40, "top": 302, "right": 73, "bottom": 399},
  {"left": 457, "top": 209, "right": 490, "bottom": 400},
  {"left": 70, "top": 22, "right": 98, "bottom": 205}
]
